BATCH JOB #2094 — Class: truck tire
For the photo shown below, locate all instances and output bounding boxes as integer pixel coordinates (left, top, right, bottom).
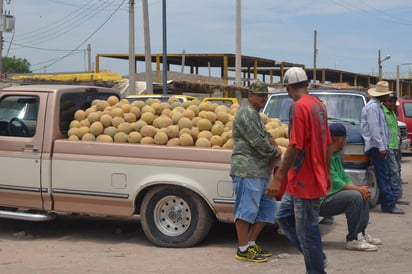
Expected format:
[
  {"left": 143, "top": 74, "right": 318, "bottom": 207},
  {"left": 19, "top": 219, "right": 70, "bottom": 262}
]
[
  {"left": 368, "top": 166, "right": 379, "bottom": 208},
  {"left": 140, "top": 185, "right": 214, "bottom": 247}
]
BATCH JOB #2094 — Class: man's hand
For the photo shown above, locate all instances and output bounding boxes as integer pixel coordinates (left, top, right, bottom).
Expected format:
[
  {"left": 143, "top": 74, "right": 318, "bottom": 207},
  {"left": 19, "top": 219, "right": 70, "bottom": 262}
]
[
  {"left": 379, "top": 150, "right": 387, "bottom": 160},
  {"left": 267, "top": 176, "right": 281, "bottom": 198},
  {"left": 358, "top": 186, "right": 371, "bottom": 201}
]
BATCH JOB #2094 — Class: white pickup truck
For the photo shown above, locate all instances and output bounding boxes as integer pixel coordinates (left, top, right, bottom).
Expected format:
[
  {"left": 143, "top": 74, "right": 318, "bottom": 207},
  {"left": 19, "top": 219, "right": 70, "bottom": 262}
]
[{"left": 0, "top": 85, "right": 235, "bottom": 247}]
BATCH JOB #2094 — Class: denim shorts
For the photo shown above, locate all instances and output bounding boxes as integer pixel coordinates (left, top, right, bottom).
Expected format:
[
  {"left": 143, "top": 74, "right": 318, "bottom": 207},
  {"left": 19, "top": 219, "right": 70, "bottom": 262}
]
[{"left": 233, "top": 176, "right": 276, "bottom": 224}]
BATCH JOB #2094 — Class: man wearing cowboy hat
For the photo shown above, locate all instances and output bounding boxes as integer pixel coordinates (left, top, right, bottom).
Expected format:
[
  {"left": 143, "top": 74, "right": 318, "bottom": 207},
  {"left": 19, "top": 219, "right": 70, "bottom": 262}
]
[{"left": 361, "top": 81, "right": 405, "bottom": 214}]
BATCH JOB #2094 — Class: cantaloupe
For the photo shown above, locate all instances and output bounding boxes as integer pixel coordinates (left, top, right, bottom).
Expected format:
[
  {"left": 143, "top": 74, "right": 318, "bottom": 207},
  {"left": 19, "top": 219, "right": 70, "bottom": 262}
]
[
  {"left": 111, "top": 107, "right": 124, "bottom": 118},
  {"left": 129, "top": 106, "right": 141, "bottom": 119},
  {"left": 171, "top": 111, "right": 184, "bottom": 124},
  {"left": 90, "top": 121, "right": 104, "bottom": 136},
  {"left": 100, "top": 114, "right": 112, "bottom": 127},
  {"left": 68, "top": 135, "right": 79, "bottom": 141},
  {"left": 82, "top": 133, "right": 96, "bottom": 141},
  {"left": 151, "top": 102, "right": 162, "bottom": 115},
  {"left": 216, "top": 111, "right": 230, "bottom": 124},
  {"left": 96, "top": 134, "right": 113, "bottom": 142},
  {"left": 114, "top": 132, "right": 129, "bottom": 143},
  {"left": 121, "top": 103, "right": 132, "bottom": 113},
  {"left": 68, "top": 127, "right": 80, "bottom": 138},
  {"left": 69, "top": 120, "right": 81, "bottom": 128},
  {"left": 210, "top": 135, "right": 224, "bottom": 147},
  {"left": 222, "top": 138, "right": 233, "bottom": 149},
  {"left": 134, "top": 120, "right": 147, "bottom": 132},
  {"left": 195, "top": 137, "right": 211, "bottom": 147},
  {"left": 165, "top": 125, "right": 179, "bottom": 138},
  {"left": 154, "top": 131, "right": 169, "bottom": 145},
  {"left": 123, "top": 112, "right": 137, "bottom": 123},
  {"left": 211, "top": 123, "right": 224, "bottom": 136},
  {"left": 198, "top": 130, "right": 213, "bottom": 140},
  {"left": 197, "top": 118, "right": 212, "bottom": 131},
  {"left": 141, "top": 112, "right": 155, "bottom": 125},
  {"left": 128, "top": 132, "right": 142, "bottom": 143},
  {"left": 178, "top": 117, "right": 192, "bottom": 130},
  {"left": 79, "top": 119, "right": 90, "bottom": 127},
  {"left": 198, "top": 102, "right": 211, "bottom": 111},
  {"left": 112, "top": 116, "right": 125, "bottom": 128},
  {"left": 103, "top": 126, "right": 118, "bottom": 138},
  {"left": 182, "top": 109, "right": 195, "bottom": 120},
  {"left": 204, "top": 111, "right": 217, "bottom": 124},
  {"left": 131, "top": 100, "right": 146, "bottom": 109},
  {"left": 187, "top": 105, "right": 200, "bottom": 116},
  {"left": 166, "top": 138, "right": 180, "bottom": 146},
  {"left": 180, "top": 133, "right": 194, "bottom": 146},
  {"left": 78, "top": 126, "right": 90, "bottom": 138},
  {"left": 117, "top": 122, "right": 133, "bottom": 134},
  {"left": 140, "top": 136, "right": 155, "bottom": 144},
  {"left": 142, "top": 105, "right": 155, "bottom": 114},
  {"left": 153, "top": 116, "right": 173, "bottom": 129},
  {"left": 74, "top": 110, "right": 86, "bottom": 121},
  {"left": 140, "top": 125, "right": 157, "bottom": 137},
  {"left": 107, "top": 95, "right": 119, "bottom": 106}
]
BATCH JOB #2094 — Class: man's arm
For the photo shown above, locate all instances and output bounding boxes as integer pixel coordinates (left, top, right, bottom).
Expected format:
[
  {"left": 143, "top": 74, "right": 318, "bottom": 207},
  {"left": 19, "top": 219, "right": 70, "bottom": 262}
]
[{"left": 266, "top": 144, "right": 299, "bottom": 198}]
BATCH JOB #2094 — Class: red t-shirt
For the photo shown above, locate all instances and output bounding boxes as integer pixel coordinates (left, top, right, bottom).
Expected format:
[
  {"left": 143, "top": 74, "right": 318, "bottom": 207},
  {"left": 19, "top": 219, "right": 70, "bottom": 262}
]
[{"left": 286, "top": 95, "right": 331, "bottom": 199}]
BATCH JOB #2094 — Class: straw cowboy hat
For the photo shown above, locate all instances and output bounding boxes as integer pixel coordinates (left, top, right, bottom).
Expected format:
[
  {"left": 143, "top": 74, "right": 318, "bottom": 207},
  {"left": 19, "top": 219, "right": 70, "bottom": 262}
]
[{"left": 368, "top": 81, "right": 393, "bottom": 97}]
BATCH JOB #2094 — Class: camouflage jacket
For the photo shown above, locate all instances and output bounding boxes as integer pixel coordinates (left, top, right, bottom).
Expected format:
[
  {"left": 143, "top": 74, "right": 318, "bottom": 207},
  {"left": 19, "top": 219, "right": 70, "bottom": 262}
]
[{"left": 230, "top": 105, "right": 279, "bottom": 178}]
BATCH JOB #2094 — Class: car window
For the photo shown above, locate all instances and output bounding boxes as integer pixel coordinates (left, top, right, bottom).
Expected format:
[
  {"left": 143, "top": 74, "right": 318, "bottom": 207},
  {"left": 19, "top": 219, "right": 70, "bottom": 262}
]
[
  {"left": 0, "top": 95, "right": 39, "bottom": 137},
  {"left": 264, "top": 92, "right": 365, "bottom": 124},
  {"left": 403, "top": 102, "right": 412, "bottom": 117}
]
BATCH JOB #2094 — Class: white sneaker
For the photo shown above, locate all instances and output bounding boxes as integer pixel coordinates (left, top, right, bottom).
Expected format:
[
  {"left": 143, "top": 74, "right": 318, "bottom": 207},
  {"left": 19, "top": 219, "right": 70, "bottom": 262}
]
[
  {"left": 363, "top": 233, "right": 382, "bottom": 245},
  {"left": 345, "top": 238, "right": 378, "bottom": 252}
]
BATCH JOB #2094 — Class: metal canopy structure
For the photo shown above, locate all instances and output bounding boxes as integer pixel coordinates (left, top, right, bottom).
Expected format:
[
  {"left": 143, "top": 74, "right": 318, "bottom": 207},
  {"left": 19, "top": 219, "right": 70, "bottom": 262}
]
[
  {"left": 95, "top": 52, "right": 412, "bottom": 97},
  {"left": 95, "top": 53, "right": 304, "bottom": 85}
]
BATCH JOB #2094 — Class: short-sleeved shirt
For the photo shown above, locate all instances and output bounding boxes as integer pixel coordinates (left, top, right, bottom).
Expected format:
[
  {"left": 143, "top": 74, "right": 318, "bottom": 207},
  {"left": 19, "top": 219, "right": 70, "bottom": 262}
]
[
  {"left": 230, "top": 105, "right": 278, "bottom": 179},
  {"left": 286, "top": 95, "right": 331, "bottom": 199}
]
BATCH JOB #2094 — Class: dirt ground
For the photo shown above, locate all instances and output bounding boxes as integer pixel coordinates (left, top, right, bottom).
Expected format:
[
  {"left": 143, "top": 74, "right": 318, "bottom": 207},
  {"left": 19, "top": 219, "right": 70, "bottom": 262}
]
[{"left": 1, "top": 158, "right": 412, "bottom": 274}]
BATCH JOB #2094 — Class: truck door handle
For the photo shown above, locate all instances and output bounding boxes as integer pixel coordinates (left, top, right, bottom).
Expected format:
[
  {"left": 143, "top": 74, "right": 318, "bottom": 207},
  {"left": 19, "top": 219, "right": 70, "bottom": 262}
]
[{"left": 24, "top": 145, "right": 39, "bottom": 152}]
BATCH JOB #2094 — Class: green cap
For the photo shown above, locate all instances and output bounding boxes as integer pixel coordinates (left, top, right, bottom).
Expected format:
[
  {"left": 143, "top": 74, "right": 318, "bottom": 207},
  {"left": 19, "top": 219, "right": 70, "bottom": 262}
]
[{"left": 249, "top": 81, "right": 269, "bottom": 94}]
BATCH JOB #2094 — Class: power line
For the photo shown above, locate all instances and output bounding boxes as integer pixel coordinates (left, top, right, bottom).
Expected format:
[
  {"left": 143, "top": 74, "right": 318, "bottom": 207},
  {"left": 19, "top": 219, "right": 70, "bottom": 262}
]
[{"left": 32, "top": 0, "right": 126, "bottom": 72}]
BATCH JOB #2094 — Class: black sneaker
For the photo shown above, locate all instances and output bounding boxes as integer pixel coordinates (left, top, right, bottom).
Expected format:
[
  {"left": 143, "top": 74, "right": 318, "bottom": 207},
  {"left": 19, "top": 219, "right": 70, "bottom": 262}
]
[
  {"left": 235, "top": 247, "right": 268, "bottom": 263},
  {"left": 250, "top": 243, "right": 272, "bottom": 257}
]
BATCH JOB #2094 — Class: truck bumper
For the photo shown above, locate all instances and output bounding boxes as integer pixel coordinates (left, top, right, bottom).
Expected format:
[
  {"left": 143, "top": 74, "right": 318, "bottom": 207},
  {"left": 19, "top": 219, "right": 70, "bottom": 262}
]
[
  {"left": 400, "top": 138, "right": 411, "bottom": 151},
  {"left": 345, "top": 168, "right": 371, "bottom": 186}
]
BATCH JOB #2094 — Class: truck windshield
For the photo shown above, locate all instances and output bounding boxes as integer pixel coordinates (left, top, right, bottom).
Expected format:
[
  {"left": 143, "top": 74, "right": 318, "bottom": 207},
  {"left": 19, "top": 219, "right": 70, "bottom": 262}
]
[{"left": 264, "top": 92, "right": 365, "bottom": 125}]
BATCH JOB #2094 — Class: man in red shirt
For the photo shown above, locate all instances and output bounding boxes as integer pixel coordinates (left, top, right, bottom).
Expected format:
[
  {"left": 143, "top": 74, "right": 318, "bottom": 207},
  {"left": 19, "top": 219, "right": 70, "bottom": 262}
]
[{"left": 267, "top": 67, "right": 331, "bottom": 274}]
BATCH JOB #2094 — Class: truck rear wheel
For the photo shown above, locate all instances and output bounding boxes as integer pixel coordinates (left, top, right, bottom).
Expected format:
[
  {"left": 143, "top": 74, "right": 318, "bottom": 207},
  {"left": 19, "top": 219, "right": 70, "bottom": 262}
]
[
  {"left": 368, "top": 166, "right": 379, "bottom": 208},
  {"left": 140, "top": 186, "right": 214, "bottom": 247}
]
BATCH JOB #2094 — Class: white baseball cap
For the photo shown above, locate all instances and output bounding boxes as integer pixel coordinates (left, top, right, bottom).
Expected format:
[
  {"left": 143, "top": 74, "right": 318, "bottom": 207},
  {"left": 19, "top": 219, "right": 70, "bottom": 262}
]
[{"left": 284, "top": 67, "right": 308, "bottom": 85}]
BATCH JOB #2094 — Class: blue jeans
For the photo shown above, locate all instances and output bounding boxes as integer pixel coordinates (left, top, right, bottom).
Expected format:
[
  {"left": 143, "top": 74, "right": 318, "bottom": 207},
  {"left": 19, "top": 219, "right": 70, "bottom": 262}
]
[
  {"left": 320, "top": 190, "right": 369, "bottom": 241},
  {"left": 276, "top": 193, "right": 327, "bottom": 274},
  {"left": 387, "top": 149, "right": 402, "bottom": 200},
  {"left": 368, "top": 148, "right": 395, "bottom": 211}
]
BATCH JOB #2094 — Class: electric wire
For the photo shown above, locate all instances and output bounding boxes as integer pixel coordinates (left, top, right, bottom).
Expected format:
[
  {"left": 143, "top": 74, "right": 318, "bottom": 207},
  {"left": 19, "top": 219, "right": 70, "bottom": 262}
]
[{"left": 30, "top": 0, "right": 126, "bottom": 72}]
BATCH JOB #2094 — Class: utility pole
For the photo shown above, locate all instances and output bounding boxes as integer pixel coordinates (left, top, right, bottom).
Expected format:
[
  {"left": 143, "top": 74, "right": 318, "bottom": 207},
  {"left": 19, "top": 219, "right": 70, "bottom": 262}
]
[
  {"left": 128, "top": 0, "right": 136, "bottom": 96},
  {"left": 378, "top": 49, "right": 390, "bottom": 81},
  {"left": 0, "top": 0, "right": 4, "bottom": 76},
  {"left": 162, "top": 0, "right": 168, "bottom": 95},
  {"left": 87, "top": 44, "right": 91, "bottom": 72},
  {"left": 235, "top": 0, "right": 242, "bottom": 101},
  {"left": 313, "top": 30, "right": 317, "bottom": 84},
  {"left": 142, "top": 0, "right": 153, "bottom": 94}
]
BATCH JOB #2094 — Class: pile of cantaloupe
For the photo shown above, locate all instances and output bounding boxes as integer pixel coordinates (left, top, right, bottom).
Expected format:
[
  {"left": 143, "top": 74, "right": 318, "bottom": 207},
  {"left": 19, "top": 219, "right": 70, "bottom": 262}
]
[{"left": 67, "top": 95, "right": 289, "bottom": 150}]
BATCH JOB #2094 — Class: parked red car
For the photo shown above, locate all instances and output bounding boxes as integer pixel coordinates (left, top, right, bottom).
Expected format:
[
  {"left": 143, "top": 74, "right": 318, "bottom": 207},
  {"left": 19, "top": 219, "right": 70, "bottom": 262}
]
[{"left": 397, "top": 99, "right": 412, "bottom": 143}]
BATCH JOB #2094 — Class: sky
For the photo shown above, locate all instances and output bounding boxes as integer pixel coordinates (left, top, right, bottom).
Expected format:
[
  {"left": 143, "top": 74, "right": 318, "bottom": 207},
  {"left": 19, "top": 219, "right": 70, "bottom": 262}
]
[{"left": 3, "top": 0, "right": 412, "bottom": 81}]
